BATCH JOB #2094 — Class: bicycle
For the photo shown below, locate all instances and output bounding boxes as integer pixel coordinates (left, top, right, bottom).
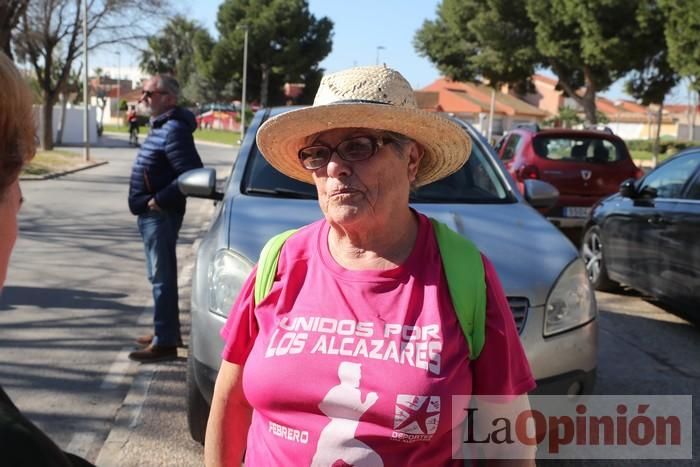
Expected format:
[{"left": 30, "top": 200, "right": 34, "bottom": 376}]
[{"left": 128, "top": 122, "right": 139, "bottom": 146}]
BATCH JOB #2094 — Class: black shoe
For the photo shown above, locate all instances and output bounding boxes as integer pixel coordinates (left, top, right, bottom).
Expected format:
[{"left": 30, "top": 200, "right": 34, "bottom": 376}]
[
  {"left": 128, "top": 344, "right": 178, "bottom": 363},
  {"left": 135, "top": 334, "right": 184, "bottom": 347}
]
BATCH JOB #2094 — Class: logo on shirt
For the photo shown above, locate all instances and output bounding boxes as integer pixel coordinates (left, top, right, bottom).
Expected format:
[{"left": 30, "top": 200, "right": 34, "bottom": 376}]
[{"left": 391, "top": 395, "right": 440, "bottom": 443}]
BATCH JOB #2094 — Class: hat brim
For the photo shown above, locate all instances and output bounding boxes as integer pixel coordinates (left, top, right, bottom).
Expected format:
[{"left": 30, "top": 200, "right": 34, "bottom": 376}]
[{"left": 255, "top": 103, "right": 472, "bottom": 187}]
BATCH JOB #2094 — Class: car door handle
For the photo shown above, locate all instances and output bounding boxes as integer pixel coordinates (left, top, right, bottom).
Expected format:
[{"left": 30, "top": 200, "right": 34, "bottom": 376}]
[{"left": 647, "top": 215, "right": 670, "bottom": 225}]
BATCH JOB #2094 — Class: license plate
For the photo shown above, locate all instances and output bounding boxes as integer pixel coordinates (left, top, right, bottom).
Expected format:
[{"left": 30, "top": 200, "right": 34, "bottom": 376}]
[{"left": 563, "top": 207, "right": 591, "bottom": 218}]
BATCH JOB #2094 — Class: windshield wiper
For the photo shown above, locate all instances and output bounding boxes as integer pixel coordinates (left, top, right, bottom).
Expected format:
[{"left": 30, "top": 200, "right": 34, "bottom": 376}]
[{"left": 245, "top": 187, "right": 317, "bottom": 199}]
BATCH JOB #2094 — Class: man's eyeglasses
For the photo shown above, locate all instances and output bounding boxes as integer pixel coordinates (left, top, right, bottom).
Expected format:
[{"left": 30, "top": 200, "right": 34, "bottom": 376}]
[
  {"left": 298, "top": 135, "right": 395, "bottom": 170},
  {"left": 140, "top": 89, "right": 169, "bottom": 99}
]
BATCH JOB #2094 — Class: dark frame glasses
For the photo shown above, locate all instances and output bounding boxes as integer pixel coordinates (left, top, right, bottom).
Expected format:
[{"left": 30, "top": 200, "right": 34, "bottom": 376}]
[
  {"left": 140, "top": 89, "right": 169, "bottom": 99},
  {"left": 298, "top": 135, "right": 393, "bottom": 170}
]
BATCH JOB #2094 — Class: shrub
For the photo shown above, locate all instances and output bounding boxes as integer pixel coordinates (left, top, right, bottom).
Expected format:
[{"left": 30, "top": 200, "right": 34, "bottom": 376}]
[{"left": 624, "top": 139, "right": 695, "bottom": 155}]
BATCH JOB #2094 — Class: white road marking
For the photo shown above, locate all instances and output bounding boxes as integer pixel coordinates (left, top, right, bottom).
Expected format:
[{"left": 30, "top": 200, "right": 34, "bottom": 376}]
[{"left": 100, "top": 347, "right": 133, "bottom": 391}]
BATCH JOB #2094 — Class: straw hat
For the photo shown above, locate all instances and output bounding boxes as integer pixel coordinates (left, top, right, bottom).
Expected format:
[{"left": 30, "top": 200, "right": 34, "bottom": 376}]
[{"left": 255, "top": 65, "right": 472, "bottom": 186}]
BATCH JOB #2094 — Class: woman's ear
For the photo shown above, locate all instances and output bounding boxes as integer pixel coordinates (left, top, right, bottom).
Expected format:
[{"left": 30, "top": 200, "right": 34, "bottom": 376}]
[{"left": 406, "top": 142, "right": 424, "bottom": 183}]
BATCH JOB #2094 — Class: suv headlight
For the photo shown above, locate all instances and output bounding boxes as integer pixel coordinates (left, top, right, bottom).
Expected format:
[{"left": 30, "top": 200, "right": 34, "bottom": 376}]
[
  {"left": 207, "top": 249, "right": 254, "bottom": 317},
  {"left": 544, "top": 259, "right": 596, "bottom": 336}
]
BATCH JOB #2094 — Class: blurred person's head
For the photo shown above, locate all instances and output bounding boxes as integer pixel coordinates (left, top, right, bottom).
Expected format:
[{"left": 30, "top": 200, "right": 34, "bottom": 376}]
[
  {"left": 0, "top": 51, "right": 36, "bottom": 288},
  {"left": 140, "top": 74, "right": 179, "bottom": 117}
]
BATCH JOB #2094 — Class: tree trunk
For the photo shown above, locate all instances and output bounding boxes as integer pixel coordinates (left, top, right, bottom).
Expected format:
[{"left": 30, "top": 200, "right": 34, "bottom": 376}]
[
  {"left": 260, "top": 63, "right": 270, "bottom": 108},
  {"left": 41, "top": 100, "right": 54, "bottom": 150},
  {"left": 581, "top": 92, "right": 598, "bottom": 127},
  {"left": 653, "top": 103, "right": 663, "bottom": 168},
  {"left": 56, "top": 93, "right": 68, "bottom": 145},
  {"left": 554, "top": 65, "right": 598, "bottom": 127}
]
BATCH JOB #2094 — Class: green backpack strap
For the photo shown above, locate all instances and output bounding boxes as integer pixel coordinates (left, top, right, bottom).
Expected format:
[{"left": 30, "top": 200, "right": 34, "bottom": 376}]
[
  {"left": 430, "top": 218, "right": 487, "bottom": 360},
  {"left": 254, "top": 229, "right": 298, "bottom": 305}
]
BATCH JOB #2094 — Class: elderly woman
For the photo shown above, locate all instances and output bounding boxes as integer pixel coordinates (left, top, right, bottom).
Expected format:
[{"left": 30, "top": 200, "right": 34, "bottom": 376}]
[
  {"left": 0, "top": 52, "right": 94, "bottom": 467},
  {"left": 205, "top": 66, "right": 535, "bottom": 466}
]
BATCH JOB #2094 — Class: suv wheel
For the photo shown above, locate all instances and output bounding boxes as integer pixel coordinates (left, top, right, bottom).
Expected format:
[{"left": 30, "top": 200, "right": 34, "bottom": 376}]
[
  {"left": 581, "top": 225, "right": 618, "bottom": 291},
  {"left": 186, "top": 347, "right": 209, "bottom": 444}
]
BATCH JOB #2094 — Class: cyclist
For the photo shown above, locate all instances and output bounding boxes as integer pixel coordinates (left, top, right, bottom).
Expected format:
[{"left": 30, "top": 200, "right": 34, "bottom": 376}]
[{"left": 127, "top": 105, "right": 139, "bottom": 146}]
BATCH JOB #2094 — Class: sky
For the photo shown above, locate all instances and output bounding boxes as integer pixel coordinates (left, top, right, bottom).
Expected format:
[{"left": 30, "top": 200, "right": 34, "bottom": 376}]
[{"left": 95, "top": 0, "right": 692, "bottom": 104}]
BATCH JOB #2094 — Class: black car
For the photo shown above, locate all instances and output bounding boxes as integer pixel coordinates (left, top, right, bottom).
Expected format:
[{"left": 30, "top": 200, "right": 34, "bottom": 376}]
[{"left": 581, "top": 148, "right": 700, "bottom": 308}]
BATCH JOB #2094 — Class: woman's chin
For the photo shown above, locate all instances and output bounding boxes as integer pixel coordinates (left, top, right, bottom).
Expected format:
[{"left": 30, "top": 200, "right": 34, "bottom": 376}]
[{"left": 324, "top": 205, "right": 368, "bottom": 227}]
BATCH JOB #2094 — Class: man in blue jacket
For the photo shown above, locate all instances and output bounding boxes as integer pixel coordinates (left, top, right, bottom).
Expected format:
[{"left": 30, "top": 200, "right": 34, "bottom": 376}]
[{"left": 128, "top": 74, "right": 203, "bottom": 362}]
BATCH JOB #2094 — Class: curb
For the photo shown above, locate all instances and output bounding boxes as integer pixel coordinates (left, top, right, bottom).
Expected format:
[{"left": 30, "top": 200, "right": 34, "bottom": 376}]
[{"left": 20, "top": 160, "right": 109, "bottom": 181}]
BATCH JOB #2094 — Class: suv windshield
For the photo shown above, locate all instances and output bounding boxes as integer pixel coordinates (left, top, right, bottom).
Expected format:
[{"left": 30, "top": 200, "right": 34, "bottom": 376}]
[
  {"left": 533, "top": 136, "right": 627, "bottom": 164},
  {"left": 242, "top": 135, "right": 510, "bottom": 203}
]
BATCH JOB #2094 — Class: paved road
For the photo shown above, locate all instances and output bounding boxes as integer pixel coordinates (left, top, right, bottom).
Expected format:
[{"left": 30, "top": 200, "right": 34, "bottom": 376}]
[{"left": 0, "top": 135, "right": 232, "bottom": 464}]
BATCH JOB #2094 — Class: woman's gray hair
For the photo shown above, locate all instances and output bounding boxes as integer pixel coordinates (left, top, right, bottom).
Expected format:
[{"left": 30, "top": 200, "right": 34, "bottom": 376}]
[{"left": 157, "top": 74, "right": 180, "bottom": 100}]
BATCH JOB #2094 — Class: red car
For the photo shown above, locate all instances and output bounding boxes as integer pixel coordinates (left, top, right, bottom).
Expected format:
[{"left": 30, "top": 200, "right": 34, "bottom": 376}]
[{"left": 496, "top": 125, "right": 643, "bottom": 227}]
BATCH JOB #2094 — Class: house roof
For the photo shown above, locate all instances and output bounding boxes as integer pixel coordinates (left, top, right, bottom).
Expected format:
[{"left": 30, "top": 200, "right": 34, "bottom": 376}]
[
  {"left": 117, "top": 88, "right": 143, "bottom": 101},
  {"left": 665, "top": 104, "right": 700, "bottom": 115},
  {"left": 419, "top": 78, "right": 549, "bottom": 118}
]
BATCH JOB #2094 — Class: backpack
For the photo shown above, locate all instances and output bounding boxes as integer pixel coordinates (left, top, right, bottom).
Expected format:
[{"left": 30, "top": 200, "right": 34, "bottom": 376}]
[{"left": 254, "top": 218, "right": 487, "bottom": 360}]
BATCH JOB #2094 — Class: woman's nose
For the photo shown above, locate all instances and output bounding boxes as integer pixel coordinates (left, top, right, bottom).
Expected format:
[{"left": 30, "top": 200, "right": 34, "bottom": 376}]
[{"left": 324, "top": 152, "right": 352, "bottom": 178}]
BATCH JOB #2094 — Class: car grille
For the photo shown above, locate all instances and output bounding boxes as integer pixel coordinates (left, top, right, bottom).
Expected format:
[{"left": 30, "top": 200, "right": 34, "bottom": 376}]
[{"left": 507, "top": 297, "right": 529, "bottom": 334}]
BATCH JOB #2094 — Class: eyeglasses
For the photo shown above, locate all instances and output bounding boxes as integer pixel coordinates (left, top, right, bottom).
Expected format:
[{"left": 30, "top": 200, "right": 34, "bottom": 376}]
[
  {"left": 141, "top": 89, "right": 169, "bottom": 99},
  {"left": 298, "top": 135, "right": 394, "bottom": 170}
]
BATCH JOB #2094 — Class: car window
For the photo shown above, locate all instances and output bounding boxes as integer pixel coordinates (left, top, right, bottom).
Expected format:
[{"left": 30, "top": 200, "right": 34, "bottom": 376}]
[
  {"left": 638, "top": 153, "right": 700, "bottom": 199},
  {"left": 686, "top": 175, "right": 700, "bottom": 200},
  {"left": 533, "top": 136, "right": 626, "bottom": 163},
  {"left": 500, "top": 134, "right": 520, "bottom": 161},
  {"left": 242, "top": 135, "right": 511, "bottom": 203}
]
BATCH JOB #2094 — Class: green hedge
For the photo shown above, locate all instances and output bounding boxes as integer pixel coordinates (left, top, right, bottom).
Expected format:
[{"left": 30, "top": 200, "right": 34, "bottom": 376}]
[{"left": 624, "top": 139, "right": 697, "bottom": 155}]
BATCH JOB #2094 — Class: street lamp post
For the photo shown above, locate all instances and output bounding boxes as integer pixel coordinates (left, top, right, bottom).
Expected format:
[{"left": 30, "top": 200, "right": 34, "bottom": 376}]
[
  {"left": 375, "top": 46, "right": 385, "bottom": 65},
  {"left": 83, "top": 0, "right": 90, "bottom": 161},
  {"left": 116, "top": 51, "right": 121, "bottom": 127},
  {"left": 240, "top": 25, "right": 249, "bottom": 140}
]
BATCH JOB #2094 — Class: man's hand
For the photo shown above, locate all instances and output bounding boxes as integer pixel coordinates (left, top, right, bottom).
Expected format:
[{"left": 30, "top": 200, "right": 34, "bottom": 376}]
[{"left": 148, "top": 198, "right": 161, "bottom": 211}]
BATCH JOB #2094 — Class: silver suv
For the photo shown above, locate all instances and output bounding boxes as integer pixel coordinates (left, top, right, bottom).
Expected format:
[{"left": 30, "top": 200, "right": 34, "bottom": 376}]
[{"left": 179, "top": 108, "right": 598, "bottom": 443}]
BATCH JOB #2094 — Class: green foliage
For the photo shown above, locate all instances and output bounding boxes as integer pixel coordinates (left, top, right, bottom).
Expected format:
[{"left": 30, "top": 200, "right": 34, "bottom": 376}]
[
  {"left": 624, "top": 3, "right": 679, "bottom": 106},
  {"left": 543, "top": 106, "right": 583, "bottom": 128},
  {"left": 414, "top": 0, "right": 538, "bottom": 88},
  {"left": 139, "top": 15, "right": 215, "bottom": 104},
  {"left": 211, "top": 0, "right": 333, "bottom": 106},
  {"left": 417, "top": 0, "right": 670, "bottom": 126},
  {"left": 625, "top": 139, "right": 694, "bottom": 154},
  {"left": 661, "top": 0, "right": 700, "bottom": 87},
  {"left": 595, "top": 110, "right": 609, "bottom": 125},
  {"left": 119, "top": 99, "right": 128, "bottom": 111}
]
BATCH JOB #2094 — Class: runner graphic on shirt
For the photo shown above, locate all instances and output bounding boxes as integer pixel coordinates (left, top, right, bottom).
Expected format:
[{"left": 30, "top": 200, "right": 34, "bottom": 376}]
[{"left": 311, "top": 362, "right": 383, "bottom": 467}]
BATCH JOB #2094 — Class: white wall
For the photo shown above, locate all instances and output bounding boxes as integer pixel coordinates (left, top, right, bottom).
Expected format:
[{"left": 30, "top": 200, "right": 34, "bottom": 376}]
[
  {"left": 610, "top": 122, "right": 645, "bottom": 140},
  {"left": 677, "top": 124, "right": 700, "bottom": 142},
  {"left": 35, "top": 105, "right": 99, "bottom": 144}
]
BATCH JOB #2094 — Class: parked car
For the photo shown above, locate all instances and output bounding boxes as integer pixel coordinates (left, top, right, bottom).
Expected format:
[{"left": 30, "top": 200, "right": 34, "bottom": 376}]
[
  {"left": 179, "top": 108, "right": 598, "bottom": 443},
  {"left": 495, "top": 125, "right": 643, "bottom": 228},
  {"left": 581, "top": 148, "right": 700, "bottom": 307}
]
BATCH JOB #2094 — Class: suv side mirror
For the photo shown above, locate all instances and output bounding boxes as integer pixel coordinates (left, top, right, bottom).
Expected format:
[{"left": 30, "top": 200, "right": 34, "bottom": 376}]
[
  {"left": 523, "top": 179, "right": 559, "bottom": 209},
  {"left": 178, "top": 168, "right": 223, "bottom": 200},
  {"left": 618, "top": 178, "right": 637, "bottom": 198}
]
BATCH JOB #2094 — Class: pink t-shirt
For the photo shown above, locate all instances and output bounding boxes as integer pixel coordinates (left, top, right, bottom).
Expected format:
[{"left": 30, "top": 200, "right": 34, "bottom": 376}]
[{"left": 221, "top": 213, "right": 535, "bottom": 466}]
